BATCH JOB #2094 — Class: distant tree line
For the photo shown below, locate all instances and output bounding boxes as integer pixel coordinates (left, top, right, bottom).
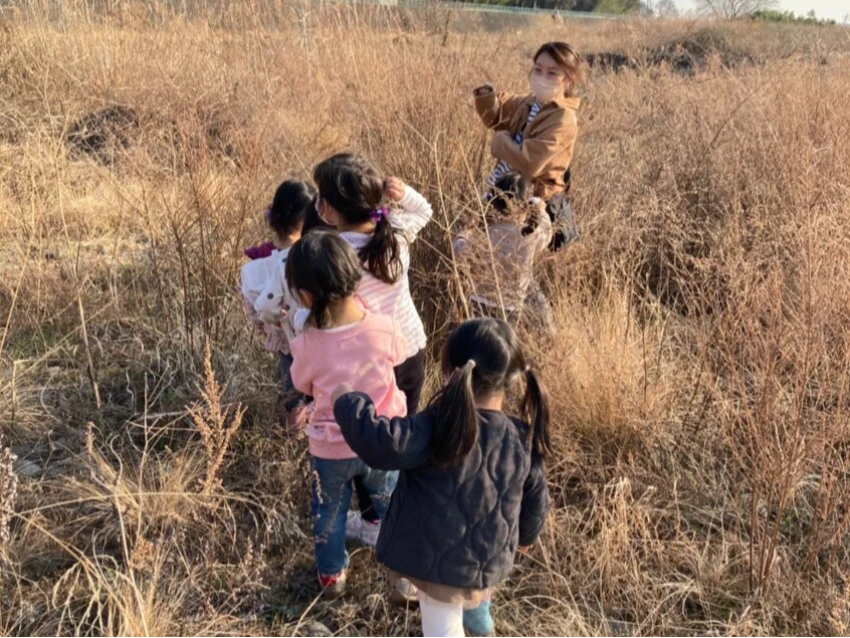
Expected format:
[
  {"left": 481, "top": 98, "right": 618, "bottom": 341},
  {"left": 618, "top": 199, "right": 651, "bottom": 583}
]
[
  {"left": 460, "top": 0, "right": 643, "bottom": 14},
  {"left": 458, "top": 0, "right": 838, "bottom": 20},
  {"left": 458, "top": 0, "right": 678, "bottom": 16},
  {"left": 749, "top": 9, "right": 837, "bottom": 25},
  {"left": 692, "top": 0, "right": 836, "bottom": 22}
]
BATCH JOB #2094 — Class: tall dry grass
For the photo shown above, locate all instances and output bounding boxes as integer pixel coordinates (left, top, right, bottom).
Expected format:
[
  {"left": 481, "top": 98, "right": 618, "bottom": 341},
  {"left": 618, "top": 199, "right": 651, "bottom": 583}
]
[{"left": 1, "top": 0, "right": 850, "bottom": 635}]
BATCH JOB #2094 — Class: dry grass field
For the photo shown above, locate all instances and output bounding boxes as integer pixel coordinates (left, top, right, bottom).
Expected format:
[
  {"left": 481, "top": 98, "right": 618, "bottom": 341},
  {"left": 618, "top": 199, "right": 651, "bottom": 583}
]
[{"left": 2, "top": 1, "right": 850, "bottom": 635}]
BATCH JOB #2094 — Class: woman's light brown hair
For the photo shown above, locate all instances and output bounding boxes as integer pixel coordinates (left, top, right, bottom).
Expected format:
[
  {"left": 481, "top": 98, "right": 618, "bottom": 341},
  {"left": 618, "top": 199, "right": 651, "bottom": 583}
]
[{"left": 534, "top": 42, "right": 584, "bottom": 98}]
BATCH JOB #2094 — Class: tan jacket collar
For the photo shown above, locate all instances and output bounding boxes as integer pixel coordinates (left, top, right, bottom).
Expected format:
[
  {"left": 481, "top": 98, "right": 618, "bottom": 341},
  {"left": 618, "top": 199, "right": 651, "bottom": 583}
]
[{"left": 552, "top": 95, "right": 581, "bottom": 111}]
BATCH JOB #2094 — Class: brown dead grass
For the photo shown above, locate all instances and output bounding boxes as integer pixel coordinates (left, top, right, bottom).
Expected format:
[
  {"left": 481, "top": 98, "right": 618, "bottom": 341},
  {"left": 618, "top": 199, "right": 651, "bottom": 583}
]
[{"left": 1, "top": 1, "right": 850, "bottom": 636}]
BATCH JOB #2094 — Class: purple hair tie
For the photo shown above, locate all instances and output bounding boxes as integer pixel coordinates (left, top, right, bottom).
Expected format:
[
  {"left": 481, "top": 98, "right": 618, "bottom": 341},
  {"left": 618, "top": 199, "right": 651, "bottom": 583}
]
[
  {"left": 369, "top": 206, "right": 389, "bottom": 223},
  {"left": 263, "top": 208, "right": 272, "bottom": 221}
]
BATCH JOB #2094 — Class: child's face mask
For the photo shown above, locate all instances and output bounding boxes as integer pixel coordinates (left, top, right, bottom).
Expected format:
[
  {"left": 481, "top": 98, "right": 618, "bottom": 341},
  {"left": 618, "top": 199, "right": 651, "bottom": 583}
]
[{"left": 316, "top": 196, "right": 337, "bottom": 227}]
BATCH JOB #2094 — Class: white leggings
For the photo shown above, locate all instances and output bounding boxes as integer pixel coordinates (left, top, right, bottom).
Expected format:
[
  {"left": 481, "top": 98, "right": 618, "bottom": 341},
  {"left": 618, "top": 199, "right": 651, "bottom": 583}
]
[{"left": 419, "top": 591, "right": 465, "bottom": 637}]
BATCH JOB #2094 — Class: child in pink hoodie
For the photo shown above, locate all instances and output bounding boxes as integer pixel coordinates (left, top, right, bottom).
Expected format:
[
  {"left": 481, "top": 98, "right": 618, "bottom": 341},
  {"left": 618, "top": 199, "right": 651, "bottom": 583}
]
[{"left": 286, "top": 229, "right": 408, "bottom": 597}]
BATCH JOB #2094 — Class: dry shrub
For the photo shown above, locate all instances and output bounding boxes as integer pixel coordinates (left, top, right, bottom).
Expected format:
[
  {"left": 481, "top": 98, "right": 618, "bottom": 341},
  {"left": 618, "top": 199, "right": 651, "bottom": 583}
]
[
  {"left": 47, "top": 546, "right": 186, "bottom": 637},
  {"left": 583, "top": 477, "right": 658, "bottom": 585},
  {"left": 699, "top": 205, "right": 850, "bottom": 594},
  {"left": 66, "top": 422, "right": 208, "bottom": 534},
  {"left": 0, "top": 433, "right": 17, "bottom": 560},
  {"left": 546, "top": 285, "right": 674, "bottom": 449},
  {"left": 584, "top": 21, "right": 849, "bottom": 75},
  {"left": 189, "top": 344, "right": 245, "bottom": 495}
]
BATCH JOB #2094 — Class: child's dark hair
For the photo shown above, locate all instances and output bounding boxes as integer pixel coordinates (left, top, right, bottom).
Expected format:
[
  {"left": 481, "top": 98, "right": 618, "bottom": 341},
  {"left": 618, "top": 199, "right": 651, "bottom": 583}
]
[
  {"left": 429, "top": 318, "right": 552, "bottom": 467},
  {"left": 267, "top": 180, "right": 315, "bottom": 240},
  {"left": 490, "top": 172, "right": 531, "bottom": 216},
  {"left": 313, "top": 153, "right": 402, "bottom": 285},
  {"left": 489, "top": 172, "right": 539, "bottom": 233},
  {"left": 285, "top": 230, "right": 362, "bottom": 329}
]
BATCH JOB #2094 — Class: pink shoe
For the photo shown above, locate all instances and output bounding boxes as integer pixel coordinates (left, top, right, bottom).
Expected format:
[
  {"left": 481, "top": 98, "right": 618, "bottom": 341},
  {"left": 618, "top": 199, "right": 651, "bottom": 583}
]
[{"left": 318, "top": 569, "right": 347, "bottom": 598}]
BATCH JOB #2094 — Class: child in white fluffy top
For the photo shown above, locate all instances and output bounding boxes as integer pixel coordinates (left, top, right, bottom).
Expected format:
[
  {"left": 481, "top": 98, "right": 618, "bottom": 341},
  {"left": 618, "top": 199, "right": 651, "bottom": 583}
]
[{"left": 241, "top": 180, "right": 315, "bottom": 419}]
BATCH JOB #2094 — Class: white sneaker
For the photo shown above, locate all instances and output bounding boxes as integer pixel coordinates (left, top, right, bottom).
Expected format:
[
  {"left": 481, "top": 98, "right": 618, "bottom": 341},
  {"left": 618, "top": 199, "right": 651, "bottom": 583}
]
[
  {"left": 345, "top": 511, "right": 380, "bottom": 547},
  {"left": 389, "top": 577, "right": 419, "bottom": 606}
]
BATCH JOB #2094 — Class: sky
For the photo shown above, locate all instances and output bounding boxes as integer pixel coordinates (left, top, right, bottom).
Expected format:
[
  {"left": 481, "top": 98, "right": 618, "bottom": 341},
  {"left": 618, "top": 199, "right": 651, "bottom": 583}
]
[
  {"left": 777, "top": 0, "right": 848, "bottom": 21},
  {"left": 683, "top": 0, "right": 849, "bottom": 20}
]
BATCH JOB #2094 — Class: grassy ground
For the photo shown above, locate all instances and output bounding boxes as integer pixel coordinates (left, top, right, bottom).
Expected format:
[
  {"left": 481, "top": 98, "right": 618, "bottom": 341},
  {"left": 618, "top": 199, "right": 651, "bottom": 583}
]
[{"left": 2, "top": 1, "right": 850, "bottom": 635}]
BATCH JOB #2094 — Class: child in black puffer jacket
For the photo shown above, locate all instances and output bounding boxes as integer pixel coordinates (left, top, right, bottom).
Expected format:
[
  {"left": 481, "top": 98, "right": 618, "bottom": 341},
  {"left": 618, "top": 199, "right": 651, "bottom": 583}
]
[{"left": 332, "top": 318, "right": 551, "bottom": 637}]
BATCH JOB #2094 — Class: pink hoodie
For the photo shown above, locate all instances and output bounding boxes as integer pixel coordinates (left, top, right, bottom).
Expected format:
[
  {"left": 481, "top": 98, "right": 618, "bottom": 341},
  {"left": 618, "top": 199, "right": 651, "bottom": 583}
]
[{"left": 289, "top": 309, "right": 409, "bottom": 460}]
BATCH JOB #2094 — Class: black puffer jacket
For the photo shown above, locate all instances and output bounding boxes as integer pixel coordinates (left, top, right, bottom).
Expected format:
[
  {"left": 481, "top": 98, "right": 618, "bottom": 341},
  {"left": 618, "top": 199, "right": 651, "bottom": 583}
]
[{"left": 334, "top": 392, "right": 550, "bottom": 590}]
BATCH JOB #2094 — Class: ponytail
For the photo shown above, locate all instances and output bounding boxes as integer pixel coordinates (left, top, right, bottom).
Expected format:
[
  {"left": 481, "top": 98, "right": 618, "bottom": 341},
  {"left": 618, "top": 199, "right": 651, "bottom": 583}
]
[
  {"left": 436, "top": 319, "right": 549, "bottom": 461},
  {"left": 522, "top": 367, "right": 552, "bottom": 459},
  {"left": 359, "top": 214, "right": 402, "bottom": 284},
  {"left": 267, "top": 180, "right": 315, "bottom": 240},
  {"left": 309, "top": 295, "right": 332, "bottom": 330},
  {"left": 430, "top": 360, "right": 479, "bottom": 467}
]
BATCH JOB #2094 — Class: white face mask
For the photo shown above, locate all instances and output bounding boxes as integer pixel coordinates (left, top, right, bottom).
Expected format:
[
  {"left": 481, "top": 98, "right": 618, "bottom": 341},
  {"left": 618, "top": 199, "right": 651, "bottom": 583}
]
[
  {"left": 316, "top": 196, "right": 334, "bottom": 226},
  {"left": 530, "top": 75, "right": 562, "bottom": 104}
]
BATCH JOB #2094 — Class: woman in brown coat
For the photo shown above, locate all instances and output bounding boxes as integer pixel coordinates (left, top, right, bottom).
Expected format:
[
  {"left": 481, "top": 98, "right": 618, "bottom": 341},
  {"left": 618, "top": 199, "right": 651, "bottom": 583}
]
[{"left": 474, "top": 41, "right": 583, "bottom": 252}]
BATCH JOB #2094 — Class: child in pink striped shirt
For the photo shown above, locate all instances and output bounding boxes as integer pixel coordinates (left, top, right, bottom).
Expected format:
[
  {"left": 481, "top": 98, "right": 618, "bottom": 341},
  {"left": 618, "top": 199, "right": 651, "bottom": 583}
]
[
  {"left": 286, "top": 230, "right": 408, "bottom": 597},
  {"left": 312, "top": 154, "right": 433, "bottom": 414},
  {"left": 312, "top": 155, "right": 432, "bottom": 578}
]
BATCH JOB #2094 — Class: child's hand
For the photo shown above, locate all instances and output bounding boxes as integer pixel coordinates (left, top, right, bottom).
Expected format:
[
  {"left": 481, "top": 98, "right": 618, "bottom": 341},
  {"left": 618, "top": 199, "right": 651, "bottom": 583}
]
[
  {"left": 518, "top": 545, "right": 533, "bottom": 555},
  {"left": 331, "top": 383, "right": 355, "bottom": 405},
  {"left": 474, "top": 84, "right": 494, "bottom": 97},
  {"left": 384, "top": 177, "right": 406, "bottom": 203}
]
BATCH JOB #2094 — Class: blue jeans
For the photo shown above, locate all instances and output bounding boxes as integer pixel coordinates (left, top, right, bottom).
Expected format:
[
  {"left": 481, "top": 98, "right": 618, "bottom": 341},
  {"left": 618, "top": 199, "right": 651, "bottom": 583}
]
[{"left": 311, "top": 456, "right": 397, "bottom": 575}]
